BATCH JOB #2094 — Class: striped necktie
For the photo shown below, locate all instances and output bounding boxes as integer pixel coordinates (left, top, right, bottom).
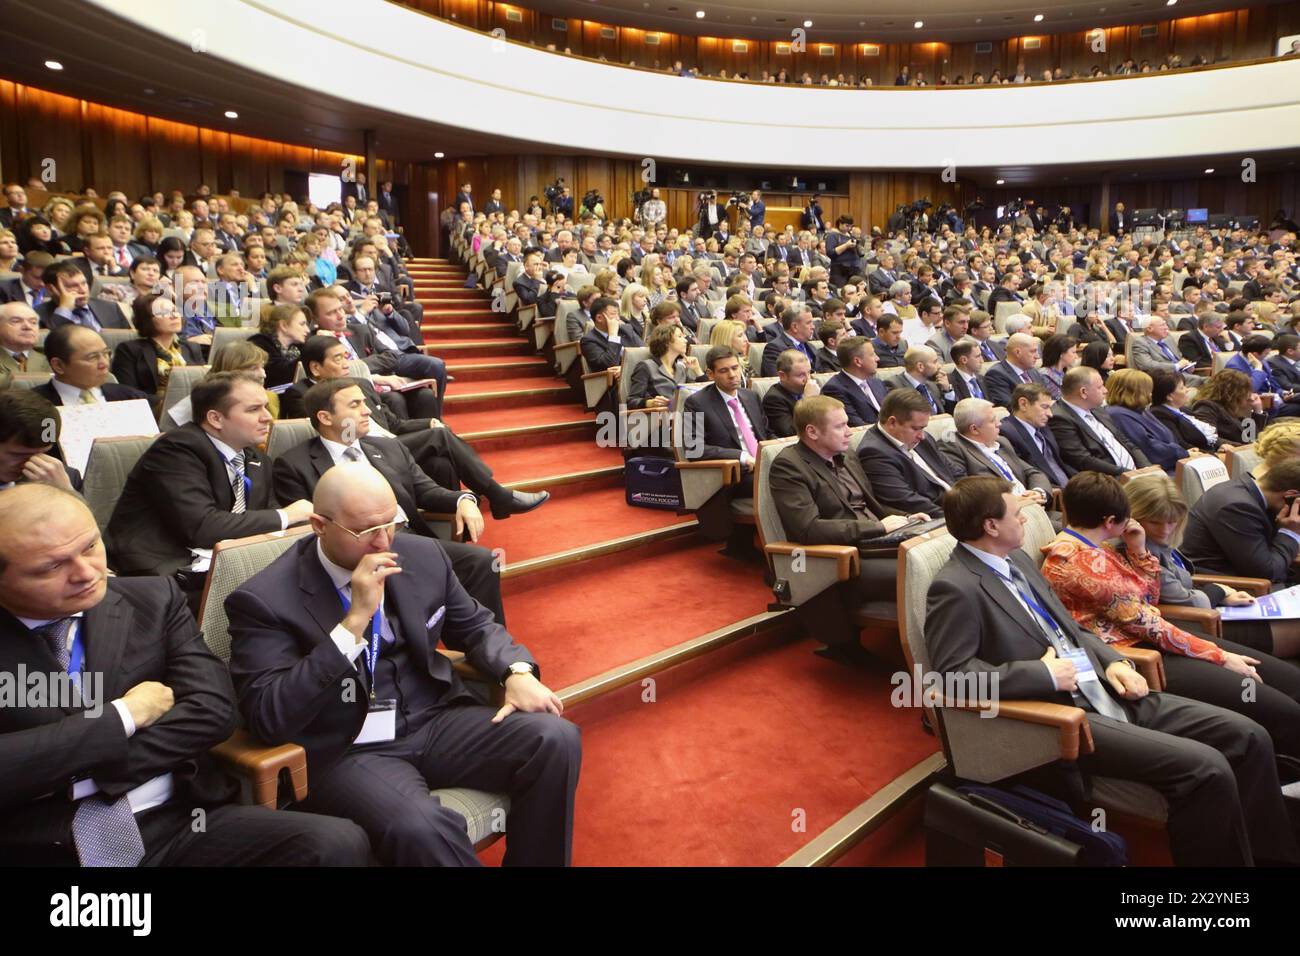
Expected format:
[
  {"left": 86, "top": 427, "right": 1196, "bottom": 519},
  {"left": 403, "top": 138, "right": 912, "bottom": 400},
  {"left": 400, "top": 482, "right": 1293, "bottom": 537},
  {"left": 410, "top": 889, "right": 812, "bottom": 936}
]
[{"left": 230, "top": 452, "right": 247, "bottom": 513}]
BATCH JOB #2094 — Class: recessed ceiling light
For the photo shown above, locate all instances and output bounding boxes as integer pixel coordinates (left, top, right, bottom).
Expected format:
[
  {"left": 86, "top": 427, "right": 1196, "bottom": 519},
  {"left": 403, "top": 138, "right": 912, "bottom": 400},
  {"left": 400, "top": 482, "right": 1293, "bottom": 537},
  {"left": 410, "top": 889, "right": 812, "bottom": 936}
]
[
  {"left": 695, "top": 9, "right": 705, "bottom": 17},
  {"left": 1166, "top": 0, "right": 1177, "bottom": 6},
  {"left": 143, "top": 88, "right": 155, "bottom": 95},
  {"left": 434, "top": 152, "right": 445, "bottom": 159},
  {"left": 224, "top": 110, "right": 238, "bottom": 119},
  {"left": 996, "top": 179, "right": 1006, "bottom": 185},
  {"left": 859, "top": 20, "right": 866, "bottom": 26},
  {"left": 803, "top": 19, "right": 813, "bottom": 27},
  {"left": 914, "top": 20, "right": 924, "bottom": 28},
  {"left": 1204, "top": 167, "right": 1215, "bottom": 174},
  {"left": 44, "top": 60, "right": 63, "bottom": 70},
  {"left": 1034, "top": 13, "right": 1045, "bottom": 21}
]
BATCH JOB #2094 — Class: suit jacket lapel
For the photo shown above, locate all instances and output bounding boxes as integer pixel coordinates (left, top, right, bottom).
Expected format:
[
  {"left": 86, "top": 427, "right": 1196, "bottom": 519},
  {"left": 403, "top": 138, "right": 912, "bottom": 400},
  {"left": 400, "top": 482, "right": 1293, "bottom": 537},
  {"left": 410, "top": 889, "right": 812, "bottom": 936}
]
[
  {"left": 307, "top": 438, "right": 334, "bottom": 481},
  {"left": 957, "top": 548, "right": 1054, "bottom": 651},
  {"left": 82, "top": 587, "right": 129, "bottom": 705}
]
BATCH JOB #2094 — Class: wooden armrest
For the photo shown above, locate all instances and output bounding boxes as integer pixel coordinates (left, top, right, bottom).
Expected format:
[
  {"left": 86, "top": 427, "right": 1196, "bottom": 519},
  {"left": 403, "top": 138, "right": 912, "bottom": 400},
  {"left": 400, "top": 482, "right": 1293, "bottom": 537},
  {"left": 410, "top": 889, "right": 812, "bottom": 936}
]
[
  {"left": 534, "top": 317, "right": 555, "bottom": 327},
  {"left": 209, "top": 728, "right": 308, "bottom": 809},
  {"left": 764, "top": 541, "right": 859, "bottom": 580},
  {"left": 951, "top": 699, "right": 1095, "bottom": 761},
  {"left": 623, "top": 404, "right": 667, "bottom": 416},
  {"left": 1159, "top": 604, "right": 1222, "bottom": 639},
  {"left": 1120, "top": 465, "right": 1164, "bottom": 483},
  {"left": 1115, "top": 645, "right": 1165, "bottom": 691},
  {"left": 1191, "top": 574, "right": 1272, "bottom": 597},
  {"left": 1192, "top": 366, "right": 1213, "bottom": 377},
  {"left": 581, "top": 368, "right": 618, "bottom": 384},
  {"left": 554, "top": 341, "right": 580, "bottom": 353},
  {"left": 676, "top": 459, "right": 741, "bottom": 484}
]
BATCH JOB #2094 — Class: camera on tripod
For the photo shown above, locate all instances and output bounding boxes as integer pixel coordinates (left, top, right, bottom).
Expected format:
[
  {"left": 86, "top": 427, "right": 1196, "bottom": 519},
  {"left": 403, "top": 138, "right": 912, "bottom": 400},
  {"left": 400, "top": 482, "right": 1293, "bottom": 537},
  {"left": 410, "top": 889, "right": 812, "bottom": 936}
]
[{"left": 542, "top": 178, "right": 566, "bottom": 207}]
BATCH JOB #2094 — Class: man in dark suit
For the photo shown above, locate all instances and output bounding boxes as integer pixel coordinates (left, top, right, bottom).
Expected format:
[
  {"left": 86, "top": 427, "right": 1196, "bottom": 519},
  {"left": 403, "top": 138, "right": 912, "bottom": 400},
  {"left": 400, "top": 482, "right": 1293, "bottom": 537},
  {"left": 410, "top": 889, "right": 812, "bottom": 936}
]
[
  {"left": 0, "top": 389, "right": 81, "bottom": 493},
  {"left": 1049, "top": 366, "right": 1151, "bottom": 476},
  {"left": 769, "top": 394, "right": 927, "bottom": 660},
  {"left": 760, "top": 305, "right": 820, "bottom": 377},
  {"left": 481, "top": 187, "right": 503, "bottom": 216},
  {"left": 926, "top": 477, "right": 1298, "bottom": 866},
  {"left": 273, "top": 378, "right": 507, "bottom": 621},
  {"left": 697, "top": 193, "right": 725, "bottom": 239},
  {"left": 986, "top": 273, "right": 1025, "bottom": 312},
  {"left": 0, "top": 252, "right": 53, "bottom": 310},
  {"left": 681, "top": 346, "right": 770, "bottom": 537},
  {"left": 888, "top": 345, "right": 955, "bottom": 415},
  {"left": 948, "top": 339, "right": 988, "bottom": 402},
  {"left": 1179, "top": 312, "right": 1228, "bottom": 369},
  {"left": 34, "top": 325, "right": 150, "bottom": 407},
  {"left": 1266, "top": 333, "right": 1300, "bottom": 392},
  {"left": 1104, "top": 309, "right": 1135, "bottom": 350},
  {"left": 1000, "top": 384, "right": 1072, "bottom": 491},
  {"left": 982, "top": 333, "right": 1046, "bottom": 409},
  {"left": 1182, "top": 459, "right": 1300, "bottom": 589},
  {"left": 857, "top": 387, "right": 961, "bottom": 518},
  {"left": 226, "top": 463, "right": 580, "bottom": 865},
  {"left": 1111, "top": 201, "right": 1127, "bottom": 234},
  {"left": 36, "top": 260, "right": 128, "bottom": 332},
  {"left": 941, "top": 398, "right": 1052, "bottom": 503},
  {"left": 0, "top": 483, "right": 370, "bottom": 866},
  {"left": 378, "top": 180, "right": 400, "bottom": 224},
  {"left": 821, "top": 336, "right": 888, "bottom": 426},
  {"left": 282, "top": 339, "right": 546, "bottom": 520},
  {"left": 761, "top": 349, "right": 818, "bottom": 438},
  {"left": 967, "top": 312, "right": 1005, "bottom": 363},
  {"left": 580, "top": 295, "right": 643, "bottom": 373},
  {"left": 107, "top": 373, "right": 315, "bottom": 597},
  {"left": 870, "top": 314, "right": 908, "bottom": 369}
]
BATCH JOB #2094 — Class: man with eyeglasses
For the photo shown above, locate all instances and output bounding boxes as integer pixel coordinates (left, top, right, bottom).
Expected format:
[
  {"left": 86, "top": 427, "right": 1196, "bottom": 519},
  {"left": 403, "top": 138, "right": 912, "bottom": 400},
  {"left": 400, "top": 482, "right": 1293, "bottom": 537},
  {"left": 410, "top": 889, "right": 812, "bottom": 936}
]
[
  {"left": 226, "top": 463, "right": 579, "bottom": 866},
  {"left": 106, "top": 372, "right": 314, "bottom": 609},
  {"left": 33, "top": 324, "right": 149, "bottom": 407},
  {"left": 271, "top": 377, "right": 504, "bottom": 622}
]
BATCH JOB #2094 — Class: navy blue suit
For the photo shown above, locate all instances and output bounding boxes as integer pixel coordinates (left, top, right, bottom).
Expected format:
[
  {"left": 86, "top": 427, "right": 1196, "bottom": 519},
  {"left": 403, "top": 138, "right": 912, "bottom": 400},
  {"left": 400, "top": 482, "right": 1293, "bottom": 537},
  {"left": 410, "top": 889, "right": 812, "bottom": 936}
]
[
  {"left": 821, "top": 371, "right": 888, "bottom": 426},
  {"left": 1107, "top": 405, "right": 1189, "bottom": 474}
]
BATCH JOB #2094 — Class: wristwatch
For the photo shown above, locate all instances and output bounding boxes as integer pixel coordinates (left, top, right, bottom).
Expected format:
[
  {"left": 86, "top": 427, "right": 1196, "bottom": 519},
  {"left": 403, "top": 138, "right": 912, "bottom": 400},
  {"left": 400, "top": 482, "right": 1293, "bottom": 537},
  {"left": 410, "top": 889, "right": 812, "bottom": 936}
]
[{"left": 501, "top": 661, "right": 535, "bottom": 685}]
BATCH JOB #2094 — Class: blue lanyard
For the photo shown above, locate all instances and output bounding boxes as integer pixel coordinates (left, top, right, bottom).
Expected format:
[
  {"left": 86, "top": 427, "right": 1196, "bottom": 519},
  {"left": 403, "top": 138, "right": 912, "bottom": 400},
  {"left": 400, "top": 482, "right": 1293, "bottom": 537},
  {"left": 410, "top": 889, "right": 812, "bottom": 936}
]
[
  {"left": 1169, "top": 549, "right": 1189, "bottom": 573},
  {"left": 993, "top": 567, "right": 1064, "bottom": 637},
  {"left": 226, "top": 457, "right": 253, "bottom": 501},
  {"left": 983, "top": 447, "right": 1014, "bottom": 480},
  {"left": 336, "top": 587, "right": 383, "bottom": 699},
  {"left": 1063, "top": 528, "right": 1096, "bottom": 549},
  {"left": 67, "top": 622, "right": 85, "bottom": 687}
]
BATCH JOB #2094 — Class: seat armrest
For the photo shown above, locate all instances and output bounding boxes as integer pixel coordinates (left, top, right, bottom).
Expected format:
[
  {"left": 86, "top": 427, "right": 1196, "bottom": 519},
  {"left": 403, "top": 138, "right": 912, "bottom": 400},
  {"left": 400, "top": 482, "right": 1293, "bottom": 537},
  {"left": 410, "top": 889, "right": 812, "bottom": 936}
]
[
  {"left": 764, "top": 541, "right": 859, "bottom": 581},
  {"left": 1114, "top": 644, "right": 1165, "bottom": 691},
  {"left": 1158, "top": 604, "right": 1222, "bottom": 639},
  {"left": 1191, "top": 574, "right": 1272, "bottom": 597},
  {"left": 951, "top": 699, "right": 1095, "bottom": 760},
  {"left": 676, "top": 459, "right": 741, "bottom": 484},
  {"left": 209, "top": 728, "right": 308, "bottom": 809}
]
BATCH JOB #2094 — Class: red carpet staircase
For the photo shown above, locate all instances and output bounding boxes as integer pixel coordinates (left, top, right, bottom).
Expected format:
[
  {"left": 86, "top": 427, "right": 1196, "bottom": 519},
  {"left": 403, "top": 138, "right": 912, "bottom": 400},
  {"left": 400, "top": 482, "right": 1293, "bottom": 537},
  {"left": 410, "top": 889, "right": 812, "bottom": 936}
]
[{"left": 407, "top": 257, "right": 940, "bottom": 866}]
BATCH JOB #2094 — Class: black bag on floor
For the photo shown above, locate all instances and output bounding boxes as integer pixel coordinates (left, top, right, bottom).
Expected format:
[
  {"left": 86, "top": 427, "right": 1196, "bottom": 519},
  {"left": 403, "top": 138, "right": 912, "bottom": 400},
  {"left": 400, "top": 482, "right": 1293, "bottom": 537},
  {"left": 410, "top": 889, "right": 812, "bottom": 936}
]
[
  {"left": 625, "top": 456, "right": 683, "bottom": 510},
  {"left": 924, "top": 782, "right": 1128, "bottom": 866}
]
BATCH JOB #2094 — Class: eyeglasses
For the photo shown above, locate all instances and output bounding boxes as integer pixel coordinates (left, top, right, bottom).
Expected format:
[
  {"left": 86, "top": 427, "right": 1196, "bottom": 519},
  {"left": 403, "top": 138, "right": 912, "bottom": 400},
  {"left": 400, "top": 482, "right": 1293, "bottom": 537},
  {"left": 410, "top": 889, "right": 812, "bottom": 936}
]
[{"left": 320, "top": 515, "right": 408, "bottom": 542}]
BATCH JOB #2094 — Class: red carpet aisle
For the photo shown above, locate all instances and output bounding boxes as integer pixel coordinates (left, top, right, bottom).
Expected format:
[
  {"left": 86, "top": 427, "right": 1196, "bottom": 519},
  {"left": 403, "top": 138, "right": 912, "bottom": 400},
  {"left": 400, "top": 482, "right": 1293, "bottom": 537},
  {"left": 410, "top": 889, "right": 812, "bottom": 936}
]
[{"left": 407, "top": 257, "right": 939, "bottom": 865}]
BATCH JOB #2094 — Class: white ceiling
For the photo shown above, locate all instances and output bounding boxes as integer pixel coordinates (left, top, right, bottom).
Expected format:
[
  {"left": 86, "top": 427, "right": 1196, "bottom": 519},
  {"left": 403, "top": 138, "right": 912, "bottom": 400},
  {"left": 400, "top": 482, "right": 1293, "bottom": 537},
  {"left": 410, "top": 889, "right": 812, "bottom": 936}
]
[{"left": 525, "top": 0, "right": 1282, "bottom": 41}]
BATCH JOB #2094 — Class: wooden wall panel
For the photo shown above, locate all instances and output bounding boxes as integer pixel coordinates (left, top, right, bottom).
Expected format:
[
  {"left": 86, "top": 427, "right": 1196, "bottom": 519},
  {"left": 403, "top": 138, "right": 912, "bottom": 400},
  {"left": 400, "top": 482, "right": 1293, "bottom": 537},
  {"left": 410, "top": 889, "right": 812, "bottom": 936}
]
[
  {"left": 14, "top": 86, "right": 85, "bottom": 192},
  {"left": 83, "top": 101, "right": 150, "bottom": 199}
]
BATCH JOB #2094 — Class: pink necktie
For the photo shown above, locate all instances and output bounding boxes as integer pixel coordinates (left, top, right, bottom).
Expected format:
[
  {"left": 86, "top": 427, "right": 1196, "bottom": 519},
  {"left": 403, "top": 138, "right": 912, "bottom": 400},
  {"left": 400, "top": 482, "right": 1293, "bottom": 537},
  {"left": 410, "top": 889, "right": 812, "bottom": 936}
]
[
  {"left": 116, "top": 245, "right": 129, "bottom": 268},
  {"left": 727, "top": 396, "right": 759, "bottom": 459}
]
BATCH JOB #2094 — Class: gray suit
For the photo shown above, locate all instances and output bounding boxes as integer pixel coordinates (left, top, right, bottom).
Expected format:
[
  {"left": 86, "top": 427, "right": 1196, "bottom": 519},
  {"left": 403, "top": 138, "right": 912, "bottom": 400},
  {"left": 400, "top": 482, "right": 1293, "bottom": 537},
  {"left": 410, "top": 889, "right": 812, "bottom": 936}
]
[
  {"left": 925, "top": 544, "right": 1296, "bottom": 866},
  {"left": 1130, "top": 334, "right": 1203, "bottom": 384},
  {"left": 938, "top": 435, "right": 1051, "bottom": 499}
]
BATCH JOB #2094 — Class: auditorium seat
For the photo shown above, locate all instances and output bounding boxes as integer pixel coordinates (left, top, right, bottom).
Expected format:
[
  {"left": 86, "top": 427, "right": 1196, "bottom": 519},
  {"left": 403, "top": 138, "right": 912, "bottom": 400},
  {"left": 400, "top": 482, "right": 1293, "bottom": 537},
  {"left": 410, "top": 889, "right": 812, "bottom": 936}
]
[
  {"left": 501, "top": 261, "right": 525, "bottom": 314},
  {"left": 924, "top": 414, "right": 956, "bottom": 442},
  {"left": 1223, "top": 443, "right": 1259, "bottom": 479},
  {"left": 897, "top": 522, "right": 1170, "bottom": 826},
  {"left": 82, "top": 435, "right": 156, "bottom": 533},
  {"left": 212, "top": 326, "right": 257, "bottom": 355},
  {"left": 747, "top": 341, "right": 766, "bottom": 377},
  {"left": 159, "top": 365, "right": 210, "bottom": 431},
  {"left": 266, "top": 418, "right": 314, "bottom": 460},
  {"left": 99, "top": 327, "right": 138, "bottom": 357},
  {"left": 993, "top": 302, "right": 1021, "bottom": 333},
  {"left": 670, "top": 380, "right": 745, "bottom": 515},
  {"left": 749, "top": 376, "right": 778, "bottom": 400},
  {"left": 1173, "top": 453, "right": 1229, "bottom": 507},
  {"left": 196, "top": 526, "right": 511, "bottom": 843}
]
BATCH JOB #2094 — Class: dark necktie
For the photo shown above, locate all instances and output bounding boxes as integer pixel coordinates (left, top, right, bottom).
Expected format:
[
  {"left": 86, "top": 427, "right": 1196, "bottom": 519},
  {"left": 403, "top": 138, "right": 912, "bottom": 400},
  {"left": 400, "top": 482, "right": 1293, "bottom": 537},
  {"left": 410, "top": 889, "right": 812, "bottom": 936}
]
[
  {"left": 967, "top": 375, "right": 983, "bottom": 399},
  {"left": 75, "top": 306, "right": 101, "bottom": 332},
  {"left": 916, "top": 382, "right": 938, "bottom": 413},
  {"left": 1034, "top": 430, "right": 1069, "bottom": 488},
  {"left": 1004, "top": 564, "right": 1128, "bottom": 723}
]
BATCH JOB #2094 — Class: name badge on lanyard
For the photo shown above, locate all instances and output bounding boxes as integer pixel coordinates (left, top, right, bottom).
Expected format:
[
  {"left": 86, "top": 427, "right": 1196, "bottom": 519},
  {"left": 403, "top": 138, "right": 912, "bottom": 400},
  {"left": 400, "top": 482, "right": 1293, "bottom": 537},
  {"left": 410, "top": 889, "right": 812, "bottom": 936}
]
[
  {"left": 337, "top": 587, "right": 397, "bottom": 744},
  {"left": 1060, "top": 647, "right": 1099, "bottom": 683}
]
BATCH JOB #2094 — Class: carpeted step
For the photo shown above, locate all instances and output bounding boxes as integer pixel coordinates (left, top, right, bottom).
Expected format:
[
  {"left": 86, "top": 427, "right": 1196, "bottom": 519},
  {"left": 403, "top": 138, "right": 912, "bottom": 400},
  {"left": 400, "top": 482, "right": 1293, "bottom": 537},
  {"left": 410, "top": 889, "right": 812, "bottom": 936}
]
[
  {"left": 421, "top": 310, "right": 501, "bottom": 322},
  {"left": 444, "top": 357, "right": 553, "bottom": 382},
  {"left": 442, "top": 381, "right": 575, "bottom": 411},
  {"left": 479, "top": 481, "right": 692, "bottom": 566},
  {"left": 479, "top": 432, "right": 623, "bottom": 484},
  {"left": 558, "top": 631, "right": 941, "bottom": 866},
  {"left": 426, "top": 338, "right": 536, "bottom": 359},
  {"left": 460, "top": 418, "right": 599, "bottom": 454},
  {"left": 421, "top": 322, "right": 518, "bottom": 340},
  {"left": 447, "top": 402, "right": 593, "bottom": 433}
]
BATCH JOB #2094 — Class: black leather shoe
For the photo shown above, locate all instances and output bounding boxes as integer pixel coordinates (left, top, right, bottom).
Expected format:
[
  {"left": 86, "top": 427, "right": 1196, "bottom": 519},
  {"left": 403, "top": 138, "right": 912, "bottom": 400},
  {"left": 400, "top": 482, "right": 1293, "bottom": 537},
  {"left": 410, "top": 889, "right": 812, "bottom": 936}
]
[
  {"left": 813, "top": 643, "right": 874, "bottom": 669},
  {"left": 502, "top": 490, "right": 549, "bottom": 516}
]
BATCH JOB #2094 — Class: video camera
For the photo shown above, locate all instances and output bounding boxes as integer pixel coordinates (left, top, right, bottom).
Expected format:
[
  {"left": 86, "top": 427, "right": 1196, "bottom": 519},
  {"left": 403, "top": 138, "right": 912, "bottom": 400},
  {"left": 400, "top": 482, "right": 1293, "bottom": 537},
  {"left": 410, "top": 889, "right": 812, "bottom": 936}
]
[
  {"left": 582, "top": 189, "right": 603, "bottom": 210},
  {"left": 725, "top": 191, "right": 749, "bottom": 207},
  {"left": 543, "top": 178, "right": 566, "bottom": 206}
]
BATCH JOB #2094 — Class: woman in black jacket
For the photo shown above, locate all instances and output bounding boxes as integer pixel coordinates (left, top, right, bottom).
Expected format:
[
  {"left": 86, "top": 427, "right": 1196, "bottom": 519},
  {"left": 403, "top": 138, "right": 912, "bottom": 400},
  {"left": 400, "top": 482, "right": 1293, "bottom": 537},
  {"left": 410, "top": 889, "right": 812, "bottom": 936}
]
[
  {"left": 247, "top": 302, "right": 310, "bottom": 389},
  {"left": 1148, "top": 369, "right": 1221, "bottom": 451},
  {"left": 112, "top": 293, "right": 205, "bottom": 410},
  {"left": 1187, "top": 369, "right": 1268, "bottom": 445}
]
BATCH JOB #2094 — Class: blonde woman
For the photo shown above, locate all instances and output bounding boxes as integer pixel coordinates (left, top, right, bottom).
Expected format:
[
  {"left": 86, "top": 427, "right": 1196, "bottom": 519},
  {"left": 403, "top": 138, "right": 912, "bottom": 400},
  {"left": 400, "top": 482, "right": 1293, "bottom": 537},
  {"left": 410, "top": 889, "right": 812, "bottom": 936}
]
[
  {"left": 0, "top": 229, "right": 19, "bottom": 272},
  {"left": 165, "top": 339, "right": 279, "bottom": 427},
  {"left": 129, "top": 216, "right": 165, "bottom": 258},
  {"left": 620, "top": 282, "right": 651, "bottom": 338},
  {"left": 42, "top": 196, "right": 76, "bottom": 237}
]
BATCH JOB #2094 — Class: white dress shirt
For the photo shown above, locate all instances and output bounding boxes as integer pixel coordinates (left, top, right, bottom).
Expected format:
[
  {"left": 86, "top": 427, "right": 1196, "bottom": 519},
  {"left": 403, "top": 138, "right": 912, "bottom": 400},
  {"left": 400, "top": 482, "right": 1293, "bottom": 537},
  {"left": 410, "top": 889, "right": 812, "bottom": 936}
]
[
  {"left": 50, "top": 377, "right": 104, "bottom": 405},
  {"left": 1062, "top": 401, "right": 1135, "bottom": 470}
]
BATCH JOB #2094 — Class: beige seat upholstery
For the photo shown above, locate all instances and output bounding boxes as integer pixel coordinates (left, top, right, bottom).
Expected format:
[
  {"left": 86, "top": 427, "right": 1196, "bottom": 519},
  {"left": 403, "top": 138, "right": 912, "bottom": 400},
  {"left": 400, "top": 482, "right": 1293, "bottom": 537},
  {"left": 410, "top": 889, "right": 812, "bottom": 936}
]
[
  {"left": 159, "top": 365, "right": 209, "bottom": 432},
  {"left": 552, "top": 300, "right": 586, "bottom": 376},
  {"left": 212, "top": 326, "right": 257, "bottom": 357},
  {"left": 83, "top": 435, "right": 155, "bottom": 533},
  {"left": 100, "top": 327, "right": 137, "bottom": 357},
  {"left": 924, "top": 414, "right": 955, "bottom": 442},
  {"left": 501, "top": 260, "right": 524, "bottom": 314},
  {"left": 993, "top": 302, "right": 1021, "bottom": 333},
  {"left": 197, "top": 527, "right": 509, "bottom": 846},
  {"left": 897, "top": 519, "right": 1168, "bottom": 822},
  {"left": 267, "top": 418, "right": 314, "bottom": 461},
  {"left": 876, "top": 366, "right": 907, "bottom": 389},
  {"left": 1175, "top": 454, "right": 1229, "bottom": 507},
  {"left": 1224, "top": 443, "right": 1259, "bottom": 480},
  {"left": 747, "top": 341, "right": 766, "bottom": 376},
  {"left": 750, "top": 376, "right": 778, "bottom": 400},
  {"left": 1212, "top": 351, "right": 1233, "bottom": 373}
]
